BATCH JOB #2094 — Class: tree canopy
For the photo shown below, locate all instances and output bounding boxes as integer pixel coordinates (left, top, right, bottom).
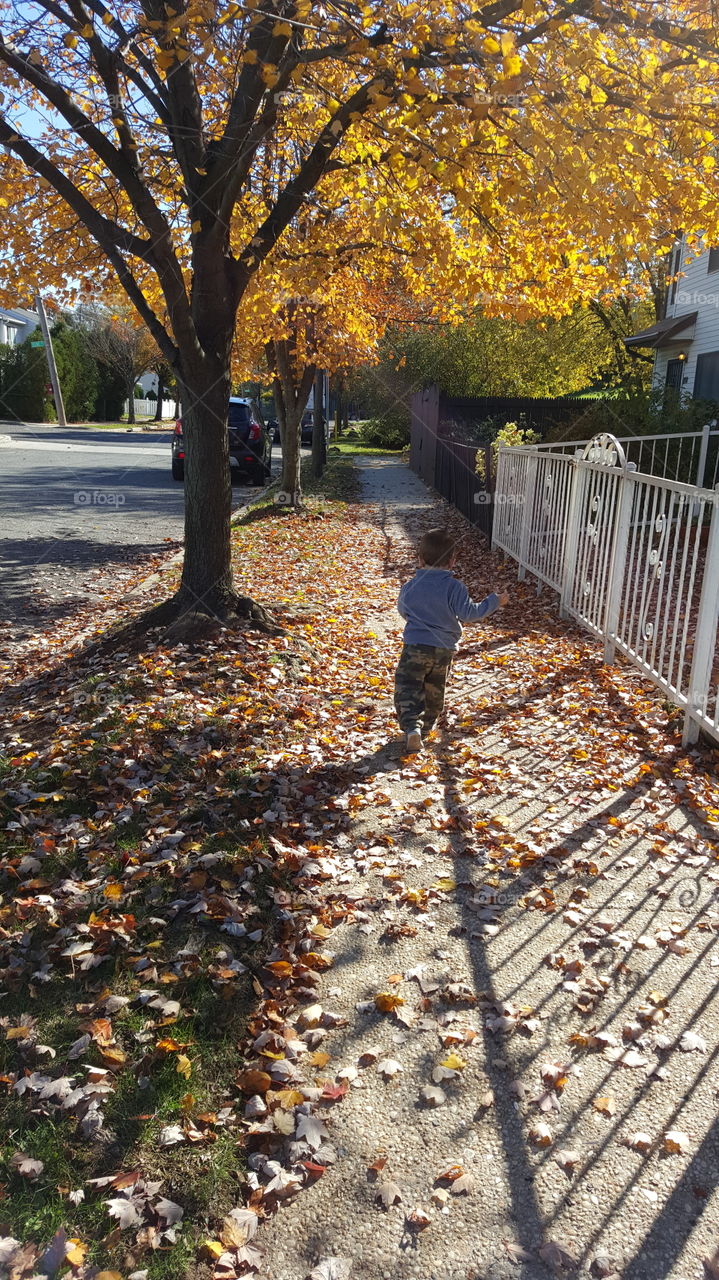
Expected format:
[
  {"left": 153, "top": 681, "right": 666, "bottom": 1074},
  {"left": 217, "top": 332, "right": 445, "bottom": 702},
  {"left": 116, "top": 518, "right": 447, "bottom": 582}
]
[{"left": 2, "top": 0, "right": 719, "bottom": 630}]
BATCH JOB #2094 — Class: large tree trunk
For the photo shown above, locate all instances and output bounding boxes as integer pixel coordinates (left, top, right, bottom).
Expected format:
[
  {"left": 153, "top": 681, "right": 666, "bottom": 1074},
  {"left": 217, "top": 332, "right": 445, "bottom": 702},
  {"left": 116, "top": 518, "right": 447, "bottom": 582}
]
[
  {"left": 180, "top": 363, "right": 233, "bottom": 604},
  {"left": 126, "top": 382, "right": 136, "bottom": 424},
  {"left": 138, "top": 360, "right": 281, "bottom": 641},
  {"left": 271, "top": 337, "right": 315, "bottom": 509},
  {"left": 279, "top": 400, "right": 302, "bottom": 508}
]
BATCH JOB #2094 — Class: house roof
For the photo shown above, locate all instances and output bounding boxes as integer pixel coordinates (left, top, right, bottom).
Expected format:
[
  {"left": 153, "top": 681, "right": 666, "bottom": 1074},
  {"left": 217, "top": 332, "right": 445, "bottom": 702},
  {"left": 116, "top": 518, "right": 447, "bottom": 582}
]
[
  {"left": 624, "top": 310, "right": 698, "bottom": 349},
  {"left": 0, "top": 306, "right": 39, "bottom": 324}
]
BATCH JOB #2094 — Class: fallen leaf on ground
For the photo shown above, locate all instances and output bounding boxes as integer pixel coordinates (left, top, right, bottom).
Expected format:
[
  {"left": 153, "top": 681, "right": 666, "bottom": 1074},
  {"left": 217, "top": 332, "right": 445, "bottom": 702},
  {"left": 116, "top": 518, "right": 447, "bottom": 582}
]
[
  {"left": 376, "top": 1180, "right": 402, "bottom": 1208},
  {"left": 10, "top": 1153, "right": 44, "bottom": 1180},
  {"left": 419, "top": 1085, "right": 446, "bottom": 1107},
  {"left": 309, "top": 1258, "right": 351, "bottom": 1280},
  {"left": 624, "top": 1132, "right": 653, "bottom": 1153},
  {"left": 592, "top": 1096, "right": 616, "bottom": 1117},
  {"left": 376, "top": 1059, "right": 403, "bottom": 1079},
  {"left": 539, "top": 1240, "right": 578, "bottom": 1270},
  {"left": 374, "top": 992, "right": 404, "bottom": 1013},
  {"left": 662, "top": 1129, "right": 690, "bottom": 1154},
  {"left": 528, "top": 1122, "right": 553, "bottom": 1147}
]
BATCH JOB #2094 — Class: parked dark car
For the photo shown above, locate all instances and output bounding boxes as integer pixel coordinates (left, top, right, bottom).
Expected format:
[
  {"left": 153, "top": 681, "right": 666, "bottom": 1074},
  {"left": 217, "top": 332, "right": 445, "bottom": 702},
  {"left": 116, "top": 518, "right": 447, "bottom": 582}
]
[
  {"left": 171, "top": 398, "right": 272, "bottom": 485},
  {"left": 301, "top": 410, "right": 314, "bottom": 445}
]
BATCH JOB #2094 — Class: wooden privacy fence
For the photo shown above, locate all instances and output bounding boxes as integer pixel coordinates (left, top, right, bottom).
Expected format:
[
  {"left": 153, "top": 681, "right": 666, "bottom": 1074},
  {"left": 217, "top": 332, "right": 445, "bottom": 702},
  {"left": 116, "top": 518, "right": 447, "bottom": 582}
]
[{"left": 410, "top": 387, "right": 494, "bottom": 537}]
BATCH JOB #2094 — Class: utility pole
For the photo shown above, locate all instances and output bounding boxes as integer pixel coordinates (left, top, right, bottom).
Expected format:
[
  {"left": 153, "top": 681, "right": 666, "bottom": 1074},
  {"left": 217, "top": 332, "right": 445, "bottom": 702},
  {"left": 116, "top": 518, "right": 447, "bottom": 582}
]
[{"left": 34, "top": 293, "right": 66, "bottom": 427}]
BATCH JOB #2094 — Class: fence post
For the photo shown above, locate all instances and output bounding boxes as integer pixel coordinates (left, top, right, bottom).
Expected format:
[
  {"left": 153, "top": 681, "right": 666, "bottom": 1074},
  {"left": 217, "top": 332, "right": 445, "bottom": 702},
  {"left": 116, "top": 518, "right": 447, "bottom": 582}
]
[
  {"left": 695, "top": 420, "right": 713, "bottom": 488},
  {"left": 559, "top": 450, "right": 584, "bottom": 618},
  {"left": 517, "top": 449, "right": 539, "bottom": 581},
  {"left": 602, "top": 462, "right": 636, "bottom": 663},
  {"left": 682, "top": 488, "right": 719, "bottom": 745}
]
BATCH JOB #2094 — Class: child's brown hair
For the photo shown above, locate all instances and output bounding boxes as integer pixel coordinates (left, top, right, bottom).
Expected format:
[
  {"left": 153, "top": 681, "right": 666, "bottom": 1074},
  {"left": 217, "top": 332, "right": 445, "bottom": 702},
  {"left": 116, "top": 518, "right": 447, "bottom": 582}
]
[{"left": 418, "top": 528, "right": 455, "bottom": 567}]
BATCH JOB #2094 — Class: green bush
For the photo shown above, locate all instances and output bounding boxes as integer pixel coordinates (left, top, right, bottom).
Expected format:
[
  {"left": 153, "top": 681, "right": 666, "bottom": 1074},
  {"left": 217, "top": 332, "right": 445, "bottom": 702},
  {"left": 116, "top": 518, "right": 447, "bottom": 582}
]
[
  {"left": 93, "top": 364, "right": 126, "bottom": 421},
  {"left": 476, "top": 420, "right": 541, "bottom": 483},
  {"left": 0, "top": 339, "right": 48, "bottom": 422},
  {"left": 360, "top": 408, "right": 410, "bottom": 450},
  {"left": 52, "top": 322, "right": 99, "bottom": 421}
]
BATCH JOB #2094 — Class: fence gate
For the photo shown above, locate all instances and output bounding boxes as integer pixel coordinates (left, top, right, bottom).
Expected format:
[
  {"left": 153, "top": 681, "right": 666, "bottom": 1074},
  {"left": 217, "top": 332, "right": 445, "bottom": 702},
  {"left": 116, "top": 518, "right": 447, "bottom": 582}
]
[{"left": 559, "top": 434, "right": 632, "bottom": 643}]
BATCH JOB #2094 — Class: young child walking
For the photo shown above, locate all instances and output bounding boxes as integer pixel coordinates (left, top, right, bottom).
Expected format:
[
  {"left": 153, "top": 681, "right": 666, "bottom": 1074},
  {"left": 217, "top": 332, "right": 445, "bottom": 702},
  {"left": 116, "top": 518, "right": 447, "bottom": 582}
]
[{"left": 394, "top": 527, "right": 508, "bottom": 753}]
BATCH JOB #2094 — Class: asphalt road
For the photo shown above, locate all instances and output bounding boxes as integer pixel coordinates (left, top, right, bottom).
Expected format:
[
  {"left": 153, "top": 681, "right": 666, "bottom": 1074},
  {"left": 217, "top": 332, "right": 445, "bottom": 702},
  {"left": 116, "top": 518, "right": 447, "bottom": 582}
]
[{"left": 0, "top": 422, "right": 276, "bottom": 641}]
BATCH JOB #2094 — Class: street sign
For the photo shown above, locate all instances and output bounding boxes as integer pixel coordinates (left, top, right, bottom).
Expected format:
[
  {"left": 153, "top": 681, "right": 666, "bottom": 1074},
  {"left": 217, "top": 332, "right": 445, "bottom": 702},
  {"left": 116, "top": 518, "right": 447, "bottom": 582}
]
[{"left": 30, "top": 340, "right": 45, "bottom": 347}]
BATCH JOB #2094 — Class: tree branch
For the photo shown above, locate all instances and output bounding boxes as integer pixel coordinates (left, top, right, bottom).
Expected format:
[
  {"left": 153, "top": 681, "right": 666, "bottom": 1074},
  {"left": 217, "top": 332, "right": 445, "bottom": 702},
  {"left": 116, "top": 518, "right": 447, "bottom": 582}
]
[
  {"left": 233, "top": 75, "right": 391, "bottom": 291},
  {"left": 0, "top": 115, "right": 152, "bottom": 261}
]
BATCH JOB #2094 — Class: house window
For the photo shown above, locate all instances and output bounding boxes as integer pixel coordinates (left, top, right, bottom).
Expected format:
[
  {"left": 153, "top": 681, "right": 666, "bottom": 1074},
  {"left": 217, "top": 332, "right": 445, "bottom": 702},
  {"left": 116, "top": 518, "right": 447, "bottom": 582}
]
[
  {"left": 708, "top": 248, "right": 719, "bottom": 273},
  {"left": 693, "top": 351, "right": 719, "bottom": 401},
  {"left": 665, "top": 359, "right": 684, "bottom": 392}
]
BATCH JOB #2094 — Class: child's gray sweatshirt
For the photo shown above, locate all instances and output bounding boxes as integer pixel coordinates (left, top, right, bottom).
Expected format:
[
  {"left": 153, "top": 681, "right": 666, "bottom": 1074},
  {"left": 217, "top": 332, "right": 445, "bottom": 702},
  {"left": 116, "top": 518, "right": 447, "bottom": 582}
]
[{"left": 397, "top": 568, "right": 499, "bottom": 651}]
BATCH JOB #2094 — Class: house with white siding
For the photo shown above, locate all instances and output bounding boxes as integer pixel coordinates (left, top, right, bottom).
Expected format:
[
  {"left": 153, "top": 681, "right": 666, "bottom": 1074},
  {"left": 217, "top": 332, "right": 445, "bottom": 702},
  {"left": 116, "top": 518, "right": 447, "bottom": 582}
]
[
  {"left": 625, "top": 236, "right": 719, "bottom": 405},
  {"left": 0, "top": 305, "right": 39, "bottom": 347}
]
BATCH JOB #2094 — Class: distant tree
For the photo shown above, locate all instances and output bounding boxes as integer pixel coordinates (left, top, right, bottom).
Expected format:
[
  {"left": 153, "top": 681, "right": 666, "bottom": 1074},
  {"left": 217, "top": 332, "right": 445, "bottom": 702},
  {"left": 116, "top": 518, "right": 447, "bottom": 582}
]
[
  {"left": 0, "top": 339, "right": 47, "bottom": 422},
  {"left": 74, "top": 306, "right": 159, "bottom": 424},
  {"left": 52, "top": 321, "right": 99, "bottom": 422}
]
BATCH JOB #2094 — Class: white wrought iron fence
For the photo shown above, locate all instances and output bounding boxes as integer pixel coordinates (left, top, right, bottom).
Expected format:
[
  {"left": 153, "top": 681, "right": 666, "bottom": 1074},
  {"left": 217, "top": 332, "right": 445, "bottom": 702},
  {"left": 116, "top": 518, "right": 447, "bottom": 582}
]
[
  {"left": 493, "top": 431, "right": 719, "bottom": 747},
  {"left": 531, "top": 421, "right": 719, "bottom": 487}
]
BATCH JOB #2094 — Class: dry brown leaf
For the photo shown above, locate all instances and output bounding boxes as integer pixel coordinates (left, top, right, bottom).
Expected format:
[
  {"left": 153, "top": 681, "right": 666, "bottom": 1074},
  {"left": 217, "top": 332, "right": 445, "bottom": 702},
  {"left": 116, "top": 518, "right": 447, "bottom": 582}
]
[
  {"left": 593, "top": 1096, "right": 616, "bottom": 1117},
  {"left": 503, "top": 1239, "right": 534, "bottom": 1264},
  {"left": 376, "top": 1180, "right": 402, "bottom": 1208},
  {"left": 450, "top": 1173, "right": 474, "bottom": 1195},
  {"left": 528, "top": 1122, "right": 553, "bottom": 1147},
  {"left": 236, "top": 1069, "right": 272, "bottom": 1094},
  {"left": 539, "top": 1240, "right": 578, "bottom": 1270},
  {"left": 374, "top": 992, "right": 404, "bottom": 1014},
  {"left": 624, "top": 1131, "right": 653, "bottom": 1153},
  {"left": 662, "top": 1129, "right": 690, "bottom": 1154},
  {"left": 419, "top": 1085, "right": 446, "bottom": 1107}
]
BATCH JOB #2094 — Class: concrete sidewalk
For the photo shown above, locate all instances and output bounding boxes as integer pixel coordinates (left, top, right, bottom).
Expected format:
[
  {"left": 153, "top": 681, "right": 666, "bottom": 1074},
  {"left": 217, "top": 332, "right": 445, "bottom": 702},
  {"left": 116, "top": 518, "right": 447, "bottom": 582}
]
[{"left": 260, "top": 456, "right": 719, "bottom": 1280}]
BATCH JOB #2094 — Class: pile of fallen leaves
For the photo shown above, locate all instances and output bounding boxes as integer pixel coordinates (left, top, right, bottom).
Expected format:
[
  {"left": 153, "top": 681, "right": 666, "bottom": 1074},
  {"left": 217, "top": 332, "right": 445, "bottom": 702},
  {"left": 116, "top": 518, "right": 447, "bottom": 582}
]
[{"left": 0, "top": 490, "right": 402, "bottom": 1279}]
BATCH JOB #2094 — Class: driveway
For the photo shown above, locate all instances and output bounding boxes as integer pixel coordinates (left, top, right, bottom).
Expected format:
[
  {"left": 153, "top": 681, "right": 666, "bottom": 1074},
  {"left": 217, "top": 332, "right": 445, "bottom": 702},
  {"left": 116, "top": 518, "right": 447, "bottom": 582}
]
[{"left": 0, "top": 423, "right": 277, "bottom": 640}]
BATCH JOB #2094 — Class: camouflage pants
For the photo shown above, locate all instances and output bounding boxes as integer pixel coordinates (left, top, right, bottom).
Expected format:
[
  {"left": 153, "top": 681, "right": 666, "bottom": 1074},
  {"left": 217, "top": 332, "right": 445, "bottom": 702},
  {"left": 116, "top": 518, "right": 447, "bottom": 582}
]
[{"left": 394, "top": 643, "right": 454, "bottom": 733}]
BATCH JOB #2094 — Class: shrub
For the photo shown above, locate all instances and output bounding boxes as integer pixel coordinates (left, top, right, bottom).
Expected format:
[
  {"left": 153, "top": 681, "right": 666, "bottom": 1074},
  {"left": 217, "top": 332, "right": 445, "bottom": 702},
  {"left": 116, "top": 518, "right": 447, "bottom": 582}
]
[
  {"left": 52, "top": 322, "right": 99, "bottom": 421},
  {"left": 0, "top": 339, "right": 48, "bottom": 422},
  {"left": 360, "top": 408, "right": 410, "bottom": 450},
  {"left": 476, "top": 420, "right": 540, "bottom": 484},
  {"left": 93, "top": 363, "right": 126, "bottom": 421}
]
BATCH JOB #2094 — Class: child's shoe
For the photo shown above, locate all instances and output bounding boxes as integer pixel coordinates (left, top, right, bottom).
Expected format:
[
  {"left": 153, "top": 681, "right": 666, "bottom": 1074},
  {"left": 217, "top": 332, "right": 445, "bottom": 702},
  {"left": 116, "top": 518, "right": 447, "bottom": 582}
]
[{"left": 405, "top": 729, "right": 423, "bottom": 754}]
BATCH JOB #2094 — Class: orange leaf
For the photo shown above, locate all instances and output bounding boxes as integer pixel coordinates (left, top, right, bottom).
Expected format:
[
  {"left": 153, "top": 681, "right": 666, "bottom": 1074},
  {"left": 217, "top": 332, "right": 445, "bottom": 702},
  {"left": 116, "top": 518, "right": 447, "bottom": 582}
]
[
  {"left": 374, "top": 992, "right": 404, "bottom": 1013},
  {"left": 236, "top": 1068, "right": 272, "bottom": 1094}
]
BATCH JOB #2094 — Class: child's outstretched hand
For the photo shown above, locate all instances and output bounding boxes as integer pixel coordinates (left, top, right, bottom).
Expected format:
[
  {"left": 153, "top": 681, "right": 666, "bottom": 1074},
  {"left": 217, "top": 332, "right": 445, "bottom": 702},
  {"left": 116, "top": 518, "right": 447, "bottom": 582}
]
[{"left": 498, "top": 588, "right": 509, "bottom": 608}]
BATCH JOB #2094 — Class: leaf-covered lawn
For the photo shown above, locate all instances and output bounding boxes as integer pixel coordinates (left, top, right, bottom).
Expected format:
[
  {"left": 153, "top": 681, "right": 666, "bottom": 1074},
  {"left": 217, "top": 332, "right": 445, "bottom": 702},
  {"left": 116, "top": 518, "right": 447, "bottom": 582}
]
[{"left": 0, "top": 457, "right": 389, "bottom": 1277}]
